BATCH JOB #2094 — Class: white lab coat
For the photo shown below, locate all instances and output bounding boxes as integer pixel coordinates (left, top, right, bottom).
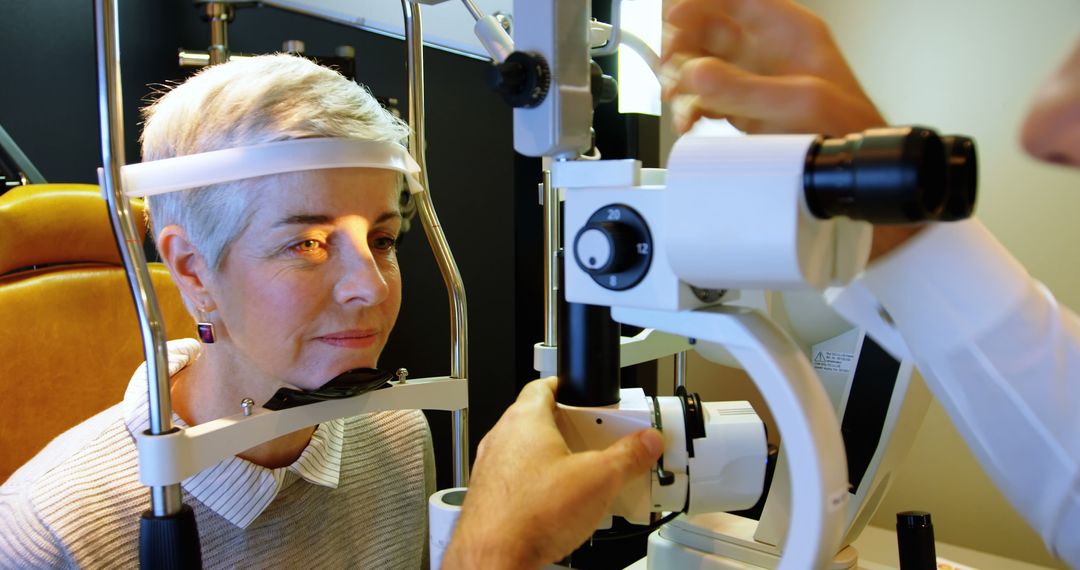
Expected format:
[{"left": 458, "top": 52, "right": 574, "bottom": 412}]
[{"left": 831, "top": 219, "right": 1080, "bottom": 568}]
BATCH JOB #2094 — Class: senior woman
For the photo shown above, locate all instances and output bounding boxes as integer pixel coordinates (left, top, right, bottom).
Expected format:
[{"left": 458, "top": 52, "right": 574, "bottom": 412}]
[
  {"left": 0, "top": 54, "right": 432, "bottom": 568},
  {"left": 0, "top": 53, "right": 663, "bottom": 570}
]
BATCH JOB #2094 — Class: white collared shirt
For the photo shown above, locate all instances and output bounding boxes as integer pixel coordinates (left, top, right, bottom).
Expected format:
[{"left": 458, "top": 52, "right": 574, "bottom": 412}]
[
  {"left": 121, "top": 339, "right": 348, "bottom": 529},
  {"left": 831, "top": 219, "right": 1080, "bottom": 568}
]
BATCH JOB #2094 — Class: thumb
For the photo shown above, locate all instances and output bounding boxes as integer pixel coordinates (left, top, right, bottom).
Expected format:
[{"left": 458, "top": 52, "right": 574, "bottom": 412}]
[
  {"left": 601, "top": 428, "right": 665, "bottom": 479},
  {"left": 671, "top": 56, "right": 816, "bottom": 122}
]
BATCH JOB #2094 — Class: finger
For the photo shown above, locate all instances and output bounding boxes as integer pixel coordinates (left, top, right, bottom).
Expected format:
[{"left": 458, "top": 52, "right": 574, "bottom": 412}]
[
  {"left": 665, "top": 0, "right": 759, "bottom": 30},
  {"left": 515, "top": 376, "right": 558, "bottom": 410},
  {"left": 599, "top": 428, "right": 665, "bottom": 480},
  {"left": 661, "top": 14, "right": 742, "bottom": 64},
  {"left": 670, "top": 94, "right": 706, "bottom": 133},
  {"left": 669, "top": 56, "right": 824, "bottom": 125},
  {"left": 660, "top": 54, "right": 689, "bottom": 100},
  {"left": 726, "top": 116, "right": 764, "bottom": 134}
]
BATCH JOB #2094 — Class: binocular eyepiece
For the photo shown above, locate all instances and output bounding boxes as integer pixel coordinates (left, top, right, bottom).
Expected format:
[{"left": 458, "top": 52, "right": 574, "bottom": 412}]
[{"left": 804, "top": 126, "right": 977, "bottom": 224}]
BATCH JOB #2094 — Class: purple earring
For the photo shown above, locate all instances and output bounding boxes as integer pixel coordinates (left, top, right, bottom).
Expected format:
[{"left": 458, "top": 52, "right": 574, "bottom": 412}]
[{"left": 196, "top": 307, "right": 216, "bottom": 344}]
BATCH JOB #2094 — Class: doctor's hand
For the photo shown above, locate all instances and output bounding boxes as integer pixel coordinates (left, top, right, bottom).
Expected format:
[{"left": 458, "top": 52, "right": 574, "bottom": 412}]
[
  {"left": 661, "top": 0, "right": 886, "bottom": 136},
  {"left": 663, "top": 0, "right": 920, "bottom": 261},
  {"left": 441, "top": 377, "right": 665, "bottom": 570}
]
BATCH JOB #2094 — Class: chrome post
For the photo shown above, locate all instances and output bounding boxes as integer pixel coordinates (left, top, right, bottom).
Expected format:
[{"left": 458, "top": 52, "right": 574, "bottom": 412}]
[
  {"left": 402, "top": 0, "right": 471, "bottom": 487},
  {"left": 94, "top": 0, "right": 181, "bottom": 516},
  {"left": 460, "top": 0, "right": 484, "bottom": 21},
  {"left": 204, "top": 2, "right": 234, "bottom": 65},
  {"left": 543, "top": 170, "right": 558, "bottom": 348},
  {"left": 675, "top": 351, "right": 688, "bottom": 391}
]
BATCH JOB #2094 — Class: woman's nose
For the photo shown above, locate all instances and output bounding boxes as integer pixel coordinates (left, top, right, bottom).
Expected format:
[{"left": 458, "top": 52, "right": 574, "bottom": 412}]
[
  {"left": 333, "top": 242, "right": 389, "bottom": 306},
  {"left": 1021, "top": 39, "right": 1080, "bottom": 168}
]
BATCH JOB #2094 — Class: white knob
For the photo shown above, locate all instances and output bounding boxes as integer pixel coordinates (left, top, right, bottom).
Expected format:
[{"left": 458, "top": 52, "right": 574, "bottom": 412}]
[{"left": 576, "top": 228, "right": 612, "bottom": 272}]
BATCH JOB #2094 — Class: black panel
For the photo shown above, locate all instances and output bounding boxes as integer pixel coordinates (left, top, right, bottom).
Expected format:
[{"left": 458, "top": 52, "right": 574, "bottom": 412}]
[
  {"left": 840, "top": 336, "right": 902, "bottom": 491},
  {"left": 0, "top": 0, "right": 187, "bottom": 184}
]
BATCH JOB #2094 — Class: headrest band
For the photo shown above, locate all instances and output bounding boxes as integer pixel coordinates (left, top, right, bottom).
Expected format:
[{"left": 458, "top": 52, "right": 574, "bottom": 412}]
[{"left": 110, "top": 138, "right": 425, "bottom": 197}]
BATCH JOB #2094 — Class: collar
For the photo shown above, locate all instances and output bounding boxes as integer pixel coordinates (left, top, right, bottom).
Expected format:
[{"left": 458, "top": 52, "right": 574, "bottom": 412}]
[{"left": 123, "top": 339, "right": 346, "bottom": 528}]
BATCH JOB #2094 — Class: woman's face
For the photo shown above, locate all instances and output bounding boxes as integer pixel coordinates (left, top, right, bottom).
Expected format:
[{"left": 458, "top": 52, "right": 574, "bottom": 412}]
[
  {"left": 207, "top": 167, "right": 403, "bottom": 390},
  {"left": 1022, "top": 37, "right": 1080, "bottom": 168}
]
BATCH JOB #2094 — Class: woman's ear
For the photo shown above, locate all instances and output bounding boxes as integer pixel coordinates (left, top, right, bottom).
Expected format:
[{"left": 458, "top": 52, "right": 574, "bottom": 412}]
[{"left": 157, "top": 225, "right": 216, "bottom": 310}]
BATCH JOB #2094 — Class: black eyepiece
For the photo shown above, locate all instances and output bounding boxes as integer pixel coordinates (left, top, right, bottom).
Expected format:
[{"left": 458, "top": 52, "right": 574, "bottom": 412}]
[
  {"left": 939, "top": 135, "right": 978, "bottom": 221},
  {"left": 804, "top": 126, "right": 976, "bottom": 224}
]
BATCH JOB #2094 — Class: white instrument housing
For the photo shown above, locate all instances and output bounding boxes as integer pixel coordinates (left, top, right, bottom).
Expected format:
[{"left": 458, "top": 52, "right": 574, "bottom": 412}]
[
  {"left": 510, "top": 0, "right": 593, "bottom": 158},
  {"left": 559, "top": 388, "right": 767, "bottom": 525},
  {"left": 550, "top": 137, "right": 864, "bottom": 568},
  {"left": 559, "top": 136, "right": 873, "bottom": 312}
]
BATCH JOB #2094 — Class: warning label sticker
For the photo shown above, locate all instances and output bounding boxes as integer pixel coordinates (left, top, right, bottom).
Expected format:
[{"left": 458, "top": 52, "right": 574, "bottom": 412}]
[{"left": 812, "top": 350, "right": 855, "bottom": 373}]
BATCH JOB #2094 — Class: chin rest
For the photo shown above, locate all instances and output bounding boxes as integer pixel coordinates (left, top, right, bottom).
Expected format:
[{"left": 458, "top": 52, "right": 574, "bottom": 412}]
[
  {"left": 263, "top": 368, "right": 395, "bottom": 410},
  {"left": 0, "top": 184, "right": 194, "bottom": 484}
]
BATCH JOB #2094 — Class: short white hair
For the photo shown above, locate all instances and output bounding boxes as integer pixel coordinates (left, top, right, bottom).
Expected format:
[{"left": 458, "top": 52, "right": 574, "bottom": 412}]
[{"left": 141, "top": 54, "right": 412, "bottom": 270}]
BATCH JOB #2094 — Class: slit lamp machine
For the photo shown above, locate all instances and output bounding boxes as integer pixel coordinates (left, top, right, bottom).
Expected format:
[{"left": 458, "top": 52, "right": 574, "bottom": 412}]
[{"left": 92, "top": 0, "right": 977, "bottom": 568}]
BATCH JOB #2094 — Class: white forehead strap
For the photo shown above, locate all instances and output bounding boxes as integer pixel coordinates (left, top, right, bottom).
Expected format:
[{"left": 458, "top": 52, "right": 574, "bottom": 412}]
[{"left": 120, "top": 138, "right": 424, "bottom": 198}]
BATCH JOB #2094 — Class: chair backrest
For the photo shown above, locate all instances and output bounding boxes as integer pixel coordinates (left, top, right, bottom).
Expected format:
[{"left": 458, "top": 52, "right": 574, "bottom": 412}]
[{"left": 0, "top": 184, "right": 194, "bottom": 484}]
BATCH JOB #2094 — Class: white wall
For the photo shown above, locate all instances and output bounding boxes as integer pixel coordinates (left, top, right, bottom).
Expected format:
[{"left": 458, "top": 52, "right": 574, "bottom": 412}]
[{"left": 673, "top": 2, "right": 1080, "bottom": 567}]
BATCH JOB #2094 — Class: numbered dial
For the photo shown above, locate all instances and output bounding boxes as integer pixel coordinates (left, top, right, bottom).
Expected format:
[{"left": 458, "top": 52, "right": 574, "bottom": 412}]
[{"left": 574, "top": 204, "right": 653, "bottom": 291}]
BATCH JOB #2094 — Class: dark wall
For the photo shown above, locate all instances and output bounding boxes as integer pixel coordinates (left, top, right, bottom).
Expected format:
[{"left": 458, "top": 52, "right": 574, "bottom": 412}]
[
  {"left": 0, "top": 0, "right": 188, "bottom": 183},
  {"left": 0, "top": 0, "right": 542, "bottom": 491}
]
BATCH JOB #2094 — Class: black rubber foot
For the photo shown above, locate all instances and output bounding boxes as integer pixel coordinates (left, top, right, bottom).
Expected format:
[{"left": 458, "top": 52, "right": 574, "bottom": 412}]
[{"left": 139, "top": 504, "right": 203, "bottom": 569}]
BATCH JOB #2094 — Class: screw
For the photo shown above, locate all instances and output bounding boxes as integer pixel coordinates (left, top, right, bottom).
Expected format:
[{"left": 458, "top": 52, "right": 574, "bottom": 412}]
[
  {"left": 241, "top": 398, "right": 254, "bottom": 417},
  {"left": 493, "top": 11, "right": 512, "bottom": 34},
  {"left": 396, "top": 368, "right": 409, "bottom": 384}
]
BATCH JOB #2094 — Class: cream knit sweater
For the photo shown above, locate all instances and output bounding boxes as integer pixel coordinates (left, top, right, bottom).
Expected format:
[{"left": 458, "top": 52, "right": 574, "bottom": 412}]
[{"left": 0, "top": 340, "right": 434, "bottom": 569}]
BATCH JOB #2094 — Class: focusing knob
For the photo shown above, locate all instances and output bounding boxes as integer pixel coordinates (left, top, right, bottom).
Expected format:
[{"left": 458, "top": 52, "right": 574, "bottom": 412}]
[
  {"left": 589, "top": 60, "right": 618, "bottom": 108},
  {"left": 487, "top": 51, "right": 551, "bottom": 109},
  {"left": 575, "top": 223, "right": 638, "bottom": 275},
  {"left": 574, "top": 204, "right": 652, "bottom": 291}
]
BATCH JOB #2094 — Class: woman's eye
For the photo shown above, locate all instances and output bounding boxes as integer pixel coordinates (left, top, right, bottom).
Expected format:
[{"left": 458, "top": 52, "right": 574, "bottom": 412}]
[
  {"left": 373, "top": 236, "right": 398, "bottom": 251},
  {"left": 291, "top": 239, "right": 325, "bottom": 255}
]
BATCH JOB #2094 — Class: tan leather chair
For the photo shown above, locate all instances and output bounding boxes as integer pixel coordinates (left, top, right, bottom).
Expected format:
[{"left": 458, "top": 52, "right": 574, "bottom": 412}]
[{"left": 0, "top": 184, "right": 194, "bottom": 484}]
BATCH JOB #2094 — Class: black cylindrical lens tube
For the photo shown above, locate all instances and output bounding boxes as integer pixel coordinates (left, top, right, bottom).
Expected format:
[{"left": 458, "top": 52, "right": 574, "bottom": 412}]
[
  {"left": 939, "top": 135, "right": 978, "bottom": 221},
  {"left": 805, "top": 126, "right": 948, "bottom": 223},
  {"left": 896, "top": 511, "right": 937, "bottom": 570},
  {"left": 556, "top": 251, "right": 621, "bottom": 407}
]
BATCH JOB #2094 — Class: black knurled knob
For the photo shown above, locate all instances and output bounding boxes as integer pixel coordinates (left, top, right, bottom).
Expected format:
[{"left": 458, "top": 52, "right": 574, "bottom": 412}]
[{"left": 487, "top": 51, "right": 551, "bottom": 109}]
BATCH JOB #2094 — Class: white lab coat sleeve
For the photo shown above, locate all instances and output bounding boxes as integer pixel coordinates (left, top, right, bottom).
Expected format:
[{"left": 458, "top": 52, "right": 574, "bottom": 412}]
[{"left": 828, "top": 218, "right": 1080, "bottom": 568}]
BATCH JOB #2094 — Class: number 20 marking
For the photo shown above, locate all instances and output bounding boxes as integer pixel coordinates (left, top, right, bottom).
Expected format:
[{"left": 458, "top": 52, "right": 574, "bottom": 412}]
[{"left": 606, "top": 208, "right": 622, "bottom": 221}]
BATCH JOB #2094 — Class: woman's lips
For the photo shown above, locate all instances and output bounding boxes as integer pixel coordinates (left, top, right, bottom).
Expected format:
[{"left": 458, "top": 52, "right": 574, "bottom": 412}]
[{"left": 316, "top": 330, "right": 379, "bottom": 348}]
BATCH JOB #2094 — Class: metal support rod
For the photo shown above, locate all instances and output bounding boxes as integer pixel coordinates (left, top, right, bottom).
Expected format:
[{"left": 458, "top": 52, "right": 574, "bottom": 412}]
[
  {"left": 543, "top": 170, "right": 558, "bottom": 347},
  {"left": 675, "top": 351, "right": 688, "bottom": 391},
  {"left": 94, "top": 0, "right": 182, "bottom": 517},
  {"left": 402, "top": 0, "right": 471, "bottom": 487},
  {"left": 460, "top": 0, "right": 484, "bottom": 22},
  {"left": 178, "top": 50, "right": 253, "bottom": 68},
  {"left": 204, "top": 2, "right": 234, "bottom": 65}
]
